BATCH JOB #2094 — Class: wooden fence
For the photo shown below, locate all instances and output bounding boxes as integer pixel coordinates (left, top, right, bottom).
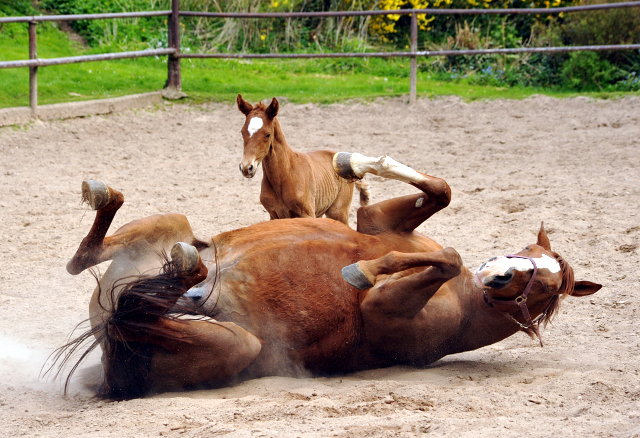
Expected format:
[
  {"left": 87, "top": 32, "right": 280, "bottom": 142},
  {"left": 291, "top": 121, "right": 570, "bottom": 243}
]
[{"left": 1, "top": 0, "right": 640, "bottom": 117}]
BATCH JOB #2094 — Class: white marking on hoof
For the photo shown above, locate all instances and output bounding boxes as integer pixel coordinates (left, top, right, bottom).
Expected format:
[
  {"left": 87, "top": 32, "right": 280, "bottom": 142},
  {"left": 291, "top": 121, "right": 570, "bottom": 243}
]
[
  {"left": 248, "top": 117, "right": 263, "bottom": 137},
  {"left": 415, "top": 197, "right": 424, "bottom": 208}
]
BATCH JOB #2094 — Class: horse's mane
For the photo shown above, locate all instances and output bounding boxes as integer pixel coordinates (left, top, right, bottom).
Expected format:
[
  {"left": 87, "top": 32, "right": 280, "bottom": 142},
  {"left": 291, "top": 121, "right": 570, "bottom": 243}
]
[
  {"left": 44, "top": 249, "right": 220, "bottom": 400},
  {"left": 522, "top": 254, "right": 575, "bottom": 338}
]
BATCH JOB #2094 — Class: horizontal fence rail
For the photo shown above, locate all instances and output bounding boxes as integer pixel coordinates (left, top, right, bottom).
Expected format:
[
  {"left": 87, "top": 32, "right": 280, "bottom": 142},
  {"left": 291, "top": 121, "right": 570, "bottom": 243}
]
[
  {"left": 1, "top": 1, "right": 640, "bottom": 117},
  {"left": 182, "top": 45, "right": 640, "bottom": 59},
  {"left": 0, "top": 49, "right": 176, "bottom": 69},
  {"left": 0, "top": 11, "right": 170, "bottom": 24}
]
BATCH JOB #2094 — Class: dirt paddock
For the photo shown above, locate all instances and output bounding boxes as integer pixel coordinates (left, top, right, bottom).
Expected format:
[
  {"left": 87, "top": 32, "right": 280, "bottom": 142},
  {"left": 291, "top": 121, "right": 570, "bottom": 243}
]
[{"left": 0, "top": 95, "right": 639, "bottom": 437}]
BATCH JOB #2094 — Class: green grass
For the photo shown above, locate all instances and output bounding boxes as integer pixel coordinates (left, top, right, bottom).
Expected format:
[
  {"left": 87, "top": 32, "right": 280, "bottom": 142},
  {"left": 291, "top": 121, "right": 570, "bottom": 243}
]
[{"left": 1, "top": 23, "right": 638, "bottom": 109}]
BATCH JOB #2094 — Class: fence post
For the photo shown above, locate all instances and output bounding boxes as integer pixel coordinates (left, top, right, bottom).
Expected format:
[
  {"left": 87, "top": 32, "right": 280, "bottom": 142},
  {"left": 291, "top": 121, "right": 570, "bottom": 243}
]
[
  {"left": 409, "top": 11, "right": 418, "bottom": 105},
  {"left": 29, "top": 21, "right": 38, "bottom": 118},
  {"left": 164, "top": 0, "right": 183, "bottom": 95}
]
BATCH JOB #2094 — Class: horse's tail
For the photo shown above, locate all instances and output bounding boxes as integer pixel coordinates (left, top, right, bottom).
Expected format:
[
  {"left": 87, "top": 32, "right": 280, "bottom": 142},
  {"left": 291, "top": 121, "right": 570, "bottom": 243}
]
[
  {"left": 45, "top": 255, "right": 216, "bottom": 400},
  {"left": 355, "top": 179, "right": 371, "bottom": 207}
]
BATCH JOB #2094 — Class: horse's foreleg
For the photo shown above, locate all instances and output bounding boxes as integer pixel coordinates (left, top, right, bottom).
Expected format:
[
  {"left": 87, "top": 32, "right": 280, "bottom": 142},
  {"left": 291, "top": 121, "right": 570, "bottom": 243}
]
[
  {"left": 350, "top": 248, "right": 462, "bottom": 320},
  {"left": 333, "top": 153, "right": 450, "bottom": 234}
]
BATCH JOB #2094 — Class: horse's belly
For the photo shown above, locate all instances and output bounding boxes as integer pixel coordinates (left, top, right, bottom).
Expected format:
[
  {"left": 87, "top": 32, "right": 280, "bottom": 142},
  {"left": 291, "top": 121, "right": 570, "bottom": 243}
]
[{"left": 200, "top": 218, "right": 443, "bottom": 374}]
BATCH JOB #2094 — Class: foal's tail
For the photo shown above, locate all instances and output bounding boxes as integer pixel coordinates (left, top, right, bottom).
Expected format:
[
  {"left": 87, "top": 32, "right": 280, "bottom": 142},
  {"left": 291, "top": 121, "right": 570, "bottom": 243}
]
[{"left": 355, "top": 180, "right": 371, "bottom": 207}]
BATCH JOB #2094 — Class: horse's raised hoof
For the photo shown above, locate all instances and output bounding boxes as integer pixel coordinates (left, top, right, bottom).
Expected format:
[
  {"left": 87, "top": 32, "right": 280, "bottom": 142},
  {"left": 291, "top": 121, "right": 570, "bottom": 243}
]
[
  {"left": 341, "top": 262, "right": 374, "bottom": 290},
  {"left": 81, "top": 180, "right": 111, "bottom": 210},
  {"left": 170, "top": 242, "right": 200, "bottom": 274},
  {"left": 333, "top": 152, "right": 361, "bottom": 181}
]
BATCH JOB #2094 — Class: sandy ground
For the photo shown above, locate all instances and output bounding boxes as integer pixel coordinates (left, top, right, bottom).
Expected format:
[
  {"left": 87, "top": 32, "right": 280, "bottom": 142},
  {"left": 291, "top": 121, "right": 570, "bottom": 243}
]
[{"left": 0, "top": 95, "right": 639, "bottom": 438}]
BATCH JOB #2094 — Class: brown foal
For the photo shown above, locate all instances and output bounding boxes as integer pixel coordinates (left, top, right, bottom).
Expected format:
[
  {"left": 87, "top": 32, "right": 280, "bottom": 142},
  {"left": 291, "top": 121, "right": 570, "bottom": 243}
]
[{"left": 236, "top": 94, "right": 369, "bottom": 224}]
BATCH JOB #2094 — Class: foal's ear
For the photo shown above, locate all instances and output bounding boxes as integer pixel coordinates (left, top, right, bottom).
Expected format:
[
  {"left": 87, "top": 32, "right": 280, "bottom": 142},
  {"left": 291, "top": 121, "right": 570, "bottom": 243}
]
[
  {"left": 237, "top": 94, "right": 253, "bottom": 116},
  {"left": 266, "top": 97, "right": 279, "bottom": 119},
  {"left": 571, "top": 281, "right": 602, "bottom": 297},
  {"left": 537, "top": 221, "right": 551, "bottom": 251}
]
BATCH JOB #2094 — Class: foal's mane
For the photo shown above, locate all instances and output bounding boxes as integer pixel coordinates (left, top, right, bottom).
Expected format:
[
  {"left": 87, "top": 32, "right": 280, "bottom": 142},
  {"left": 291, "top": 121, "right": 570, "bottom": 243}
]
[
  {"left": 252, "top": 102, "right": 268, "bottom": 111},
  {"left": 44, "top": 249, "right": 222, "bottom": 400}
]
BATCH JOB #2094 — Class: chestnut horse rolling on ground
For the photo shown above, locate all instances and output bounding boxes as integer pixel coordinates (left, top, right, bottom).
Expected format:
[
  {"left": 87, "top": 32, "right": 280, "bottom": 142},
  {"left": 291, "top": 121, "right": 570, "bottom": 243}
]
[
  {"left": 55, "top": 152, "right": 601, "bottom": 399},
  {"left": 236, "top": 94, "right": 370, "bottom": 224}
]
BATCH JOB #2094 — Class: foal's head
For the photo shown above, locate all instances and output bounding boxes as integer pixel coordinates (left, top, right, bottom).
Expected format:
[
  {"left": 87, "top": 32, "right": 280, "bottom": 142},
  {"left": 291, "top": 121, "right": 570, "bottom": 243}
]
[
  {"left": 474, "top": 223, "right": 601, "bottom": 336},
  {"left": 236, "top": 94, "right": 280, "bottom": 178}
]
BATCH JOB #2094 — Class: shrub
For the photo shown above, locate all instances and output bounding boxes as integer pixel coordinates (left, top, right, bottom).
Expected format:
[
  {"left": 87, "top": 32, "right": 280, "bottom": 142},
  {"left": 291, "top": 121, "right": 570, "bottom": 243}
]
[
  {"left": 560, "top": 51, "right": 622, "bottom": 90},
  {"left": 560, "top": 0, "right": 640, "bottom": 67}
]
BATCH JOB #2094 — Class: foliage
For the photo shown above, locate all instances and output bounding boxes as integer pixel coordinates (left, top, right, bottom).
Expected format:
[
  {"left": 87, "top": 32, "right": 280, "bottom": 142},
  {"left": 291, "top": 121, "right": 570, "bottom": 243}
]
[
  {"left": 40, "top": 0, "right": 169, "bottom": 49},
  {"left": 1, "top": 0, "right": 639, "bottom": 99},
  {"left": 0, "top": 0, "right": 36, "bottom": 16},
  {"left": 560, "top": 0, "right": 640, "bottom": 67},
  {"left": 559, "top": 51, "right": 623, "bottom": 90}
]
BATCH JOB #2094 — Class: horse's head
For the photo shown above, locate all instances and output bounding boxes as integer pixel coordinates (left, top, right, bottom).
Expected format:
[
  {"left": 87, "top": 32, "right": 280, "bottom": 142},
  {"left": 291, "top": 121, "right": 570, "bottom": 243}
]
[
  {"left": 236, "top": 94, "right": 279, "bottom": 178},
  {"left": 474, "top": 222, "right": 601, "bottom": 342}
]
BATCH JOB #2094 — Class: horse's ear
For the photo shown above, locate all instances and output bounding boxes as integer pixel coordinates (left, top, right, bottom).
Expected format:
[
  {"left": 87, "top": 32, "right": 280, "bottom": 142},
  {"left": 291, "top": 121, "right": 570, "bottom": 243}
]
[
  {"left": 571, "top": 281, "right": 602, "bottom": 297},
  {"left": 237, "top": 94, "right": 253, "bottom": 116},
  {"left": 266, "top": 97, "right": 279, "bottom": 119},
  {"left": 537, "top": 221, "right": 551, "bottom": 251}
]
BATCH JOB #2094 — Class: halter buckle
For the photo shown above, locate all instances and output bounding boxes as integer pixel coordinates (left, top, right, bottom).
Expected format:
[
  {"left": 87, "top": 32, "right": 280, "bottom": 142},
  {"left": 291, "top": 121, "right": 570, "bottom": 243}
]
[{"left": 515, "top": 295, "right": 527, "bottom": 305}]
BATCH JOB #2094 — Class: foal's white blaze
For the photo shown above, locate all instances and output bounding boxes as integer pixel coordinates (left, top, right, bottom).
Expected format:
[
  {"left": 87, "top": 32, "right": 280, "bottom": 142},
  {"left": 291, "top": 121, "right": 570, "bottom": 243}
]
[
  {"left": 478, "top": 254, "right": 561, "bottom": 278},
  {"left": 247, "top": 117, "right": 264, "bottom": 137}
]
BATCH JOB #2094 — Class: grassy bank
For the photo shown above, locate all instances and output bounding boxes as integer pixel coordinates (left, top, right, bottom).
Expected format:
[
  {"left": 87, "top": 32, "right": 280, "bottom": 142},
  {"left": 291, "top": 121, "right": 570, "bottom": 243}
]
[{"left": 0, "top": 23, "right": 637, "bottom": 109}]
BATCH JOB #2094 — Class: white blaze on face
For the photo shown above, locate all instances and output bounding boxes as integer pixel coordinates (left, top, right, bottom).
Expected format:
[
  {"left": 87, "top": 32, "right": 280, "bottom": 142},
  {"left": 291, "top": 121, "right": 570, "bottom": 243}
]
[
  {"left": 247, "top": 117, "right": 264, "bottom": 138},
  {"left": 477, "top": 254, "right": 561, "bottom": 277}
]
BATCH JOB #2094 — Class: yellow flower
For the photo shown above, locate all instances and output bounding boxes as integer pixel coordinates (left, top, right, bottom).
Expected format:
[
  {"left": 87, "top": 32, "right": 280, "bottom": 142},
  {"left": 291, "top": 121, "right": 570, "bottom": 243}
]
[
  {"left": 260, "top": 35, "right": 266, "bottom": 41},
  {"left": 273, "top": 1, "right": 279, "bottom": 6}
]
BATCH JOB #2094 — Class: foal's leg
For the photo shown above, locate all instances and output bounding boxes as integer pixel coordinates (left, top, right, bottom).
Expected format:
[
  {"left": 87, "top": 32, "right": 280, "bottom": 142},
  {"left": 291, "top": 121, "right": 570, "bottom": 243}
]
[
  {"left": 333, "top": 153, "right": 451, "bottom": 234},
  {"left": 347, "top": 248, "right": 462, "bottom": 319}
]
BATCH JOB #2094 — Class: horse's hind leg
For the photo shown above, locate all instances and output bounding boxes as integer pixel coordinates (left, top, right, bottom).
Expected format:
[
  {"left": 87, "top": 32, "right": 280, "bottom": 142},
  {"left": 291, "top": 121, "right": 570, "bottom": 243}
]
[
  {"left": 67, "top": 180, "right": 208, "bottom": 276},
  {"left": 67, "top": 180, "right": 124, "bottom": 275},
  {"left": 333, "top": 153, "right": 451, "bottom": 234},
  {"left": 146, "top": 318, "right": 261, "bottom": 392}
]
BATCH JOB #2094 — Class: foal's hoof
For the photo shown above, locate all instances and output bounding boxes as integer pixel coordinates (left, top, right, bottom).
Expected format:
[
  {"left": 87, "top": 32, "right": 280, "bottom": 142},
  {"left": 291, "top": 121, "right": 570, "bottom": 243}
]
[
  {"left": 341, "top": 262, "right": 374, "bottom": 290},
  {"left": 333, "top": 152, "right": 361, "bottom": 181},
  {"left": 81, "top": 180, "right": 111, "bottom": 210},
  {"left": 170, "top": 242, "right": 200, "bottom": 274}
]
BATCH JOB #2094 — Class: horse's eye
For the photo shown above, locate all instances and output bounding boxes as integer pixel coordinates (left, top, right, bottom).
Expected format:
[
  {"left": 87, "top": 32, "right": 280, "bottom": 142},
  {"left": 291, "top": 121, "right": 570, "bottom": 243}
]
[{"left": 266, "top": 134, "right": 271, "bottom": 138}]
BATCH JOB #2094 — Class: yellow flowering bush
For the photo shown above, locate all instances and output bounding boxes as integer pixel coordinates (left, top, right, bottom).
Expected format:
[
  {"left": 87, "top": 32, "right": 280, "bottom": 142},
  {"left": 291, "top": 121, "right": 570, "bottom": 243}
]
[{"left": 368, "top": 0, "right": 579, "bottom": 43}]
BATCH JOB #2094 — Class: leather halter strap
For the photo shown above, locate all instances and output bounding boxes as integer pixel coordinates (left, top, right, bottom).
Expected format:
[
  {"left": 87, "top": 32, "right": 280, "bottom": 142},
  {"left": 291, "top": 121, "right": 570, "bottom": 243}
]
[{"left": 482, "top": 254, "right": 551, "bottom": 347}]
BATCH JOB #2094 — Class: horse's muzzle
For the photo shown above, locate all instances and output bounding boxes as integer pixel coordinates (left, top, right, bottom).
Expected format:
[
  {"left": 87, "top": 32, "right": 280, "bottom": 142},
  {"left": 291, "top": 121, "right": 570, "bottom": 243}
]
[
  {"left": 479, "top": 268, "right": 515, "bottom": 290},
  {"left": 239, "top": 162, "right": 257, "bottom": 178}
]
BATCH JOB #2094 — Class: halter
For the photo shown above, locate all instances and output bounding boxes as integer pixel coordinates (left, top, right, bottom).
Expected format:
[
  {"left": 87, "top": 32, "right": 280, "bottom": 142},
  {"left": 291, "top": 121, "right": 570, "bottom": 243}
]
[{"left": 482, "top": 254, "right": 557, "bottom": 347}]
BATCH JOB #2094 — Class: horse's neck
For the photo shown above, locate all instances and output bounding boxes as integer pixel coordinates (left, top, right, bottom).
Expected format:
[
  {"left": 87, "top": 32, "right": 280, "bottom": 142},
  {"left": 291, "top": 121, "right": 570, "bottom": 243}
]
[
  {"left": 262, "top": 118, "right": 296, "bottom": 187},
  {"left": 452, "top": 273, "right": 524, "bottom": 352}
]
